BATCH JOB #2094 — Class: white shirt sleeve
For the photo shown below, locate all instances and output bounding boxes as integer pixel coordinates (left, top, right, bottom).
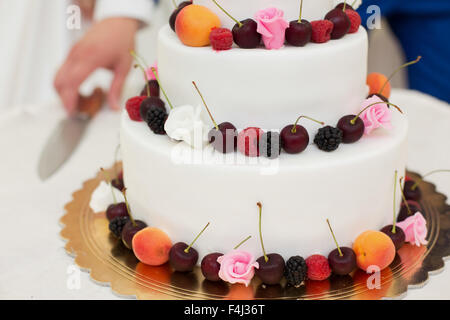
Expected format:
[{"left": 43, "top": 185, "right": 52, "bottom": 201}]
[{"left": 94, "top": 0, "right": 155, "bottom": 27}]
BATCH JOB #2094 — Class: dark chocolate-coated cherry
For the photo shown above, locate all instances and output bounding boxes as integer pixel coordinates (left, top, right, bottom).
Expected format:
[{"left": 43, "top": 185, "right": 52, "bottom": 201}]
[
  {"left": 208, "top": 122, "right": 237, "bottom": 153},
  {"left": 403, "top": 180, "right": 422, "bottom": 201},
  {"left": 106, "top": 203, "right": 128, "bottom": 221},
  {"left": 381, "top": 225, "right": 405, "bottom": 250},
  {"left": 338, "top": 100, "right": 402, "bottom": 144},
  {"left": 192, "top": 81, "right": 237, "bottom": 153},
  {"left": 286, "top": 20, "right": 312, "bottom": 47},
  {"left": 169, "top": 242, "right": 199, "bottom": 272},
  {"left": 337, "top": 115, "right": 365, "bottom": 144},
  {"left": 326, "top": 219, "right": 357, "bottom": 275},
  {"left": 255, "top": 203, "right": 285, "bottom": 285},
  {"left": 256, "top": 253, "right": 286, "bottom": 285},
  {"left": 403, "top": 169, "right": 449, "bottom": 202},
  {"left": 201, "top": 252, "right": 223, "bottom": 282},
  {"left": 232, "top": 19, "right": 262, "bottom": 49},
  {"left": 281, "top": 115, "right": 324, "bottom": 154},
  {"left": 397, "top": 201, "right": 421, "bottom": 222},
  {"left": 286, "top": 0, "right": 311, "bottom": 47},
  {"left": 111, "top": 177, "right": 124, "bottom": 192},
  {"left": 335, "top": 2, "right": 354, "bottom": 10},
  {"left": 381, "top": 170, "right": 406, "bottom": 250},
  {"left": 328, "top": 247, "right": 357, "bottom": 275},
  {"left": 169, "top": 222, "right": 210, "bottom": 273},
  {"left": 131, "top": 52, "right": 167, "bottom": 119},
  {"left": 140, "top": 80, "right": 160, "bottom": 98},
  {"left": 325, "top": 8, "right": 351, "bottom": 39},
  {"left": 169, "top": 1, "right": 192, "bottom": 32},
  {"left": 121, "top": 220, "right": 147, "bottom": 249},
  {"left": 119, "top": 188, "right": 147, "bottom": 249},
  {"left": 211, "top": 0, "right": 261, "bottom": 48}
]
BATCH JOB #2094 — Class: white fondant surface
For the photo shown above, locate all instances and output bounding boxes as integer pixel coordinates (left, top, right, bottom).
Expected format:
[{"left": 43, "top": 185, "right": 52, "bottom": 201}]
[
  {"left": 120, "top": 110, "right": 408, "bottom": 260},
  {"left": 193, "top": 0, "right": 335, "bottom": 29},
  {"left": 157, "top": 25, "right": 369, "bottom": 132}
]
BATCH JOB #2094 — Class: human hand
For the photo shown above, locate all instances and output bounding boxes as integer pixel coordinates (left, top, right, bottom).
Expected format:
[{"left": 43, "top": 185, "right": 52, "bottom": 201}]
[{"left": 54, "top": 17, "right": 139, "bottom": 114}]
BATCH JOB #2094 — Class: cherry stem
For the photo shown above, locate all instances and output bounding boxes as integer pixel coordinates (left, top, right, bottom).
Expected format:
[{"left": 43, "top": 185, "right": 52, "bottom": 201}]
[
  {"left": 212, "top": 0, "right": 243, "bottom": 28},
  {"left": 114, "top": 144, "right": 121, "bottom": 177},
  {"left": 122, "top": 188, "right": 136, "bottom": 227},
  {"left": 392, "top": 170, "right": 398, "bottom": 234},
  {"left": 411, "top": 169, "right": 450, "bottom": 191},
  {"left": 234, "top": 236, "right": 252, "bottom": 250},
  {"left": 351, "top": 0, "right": 358, "bottom": 7},
  {"left": 172, "top": 0, "right": 177, "bottom": 9},
  {"left": 130, "top": 51, "right": 150, "bottom": 97},
  {"left": 184, "top": 222, "right": 210, "bottom": 253},
  {"left": 257, "top": 202, "right": 268, "bottom": 262},
  {"left": 151, "top": 67, "right": 174, "bottom": 110},
  {"left": 379, "top": 56, "right": 422, "bottom": 95},
  {"left": 351, "top": 101, "right": 403, "bottom": 125},
  {"left": 342, "top": 0, "right": 347, "bottom": 11},
  {"left": 326, "top": 219, "right": 343, "bottom": 257},
  {"left": 399, "top": 177, "right": 412, "bottom": 216},
  {"left": 192, "top": 81, "right": 219, "bottom": 131},
  {"left": 298, "top": 0, "right": 304, "bottom": 22},
  {"left": 101, "top": 168, "right": 117, "bottom": 204},
  {"left": 291, "top": 115, "right": 325, "bottom": 133}
]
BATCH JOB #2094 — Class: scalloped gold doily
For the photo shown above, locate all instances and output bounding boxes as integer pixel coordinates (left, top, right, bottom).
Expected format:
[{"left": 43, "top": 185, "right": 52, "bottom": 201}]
[{"left": 60, "top": 166, "right": 450, "bottom": 300}]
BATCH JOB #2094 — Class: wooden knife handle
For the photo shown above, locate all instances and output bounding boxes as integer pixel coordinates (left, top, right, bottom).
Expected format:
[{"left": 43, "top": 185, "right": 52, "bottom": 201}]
[{"left": 78, "top": 87, "right": 105, "bottom": 118}]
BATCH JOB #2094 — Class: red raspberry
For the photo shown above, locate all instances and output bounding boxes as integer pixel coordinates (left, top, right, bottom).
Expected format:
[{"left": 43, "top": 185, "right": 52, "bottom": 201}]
[
  {"left": 346, "top": 9, "right": 361, "bottom": 33},
  {"left": 237, "top": 127, "right": 264, "bottom": 157},
  {"left": 125, "top": 96, "right": 146, "bottom": 121},
  {"left": 210, "top": 27, "right": 233, "bottom": 51},
  {"left": 311, "top": 20, "right": 334, "bottom": 43},
  {"left": 306, "top": 254, "right": 331, "bottom": 281}
]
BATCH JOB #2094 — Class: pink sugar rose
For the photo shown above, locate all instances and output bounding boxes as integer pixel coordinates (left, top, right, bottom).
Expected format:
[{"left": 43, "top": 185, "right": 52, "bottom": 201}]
[
  {"left": 217, "top": 250, "right": 259, "bottom": 286},
  {"left": 145, "top": 61, "right": 158, "bottom": 81},
  {"left": 360, "top": 96, "right": 392, "bottom": 135},
  {"left": 255, "top": 8, "right": 289, "bottom": 50},
  {"left": 397, "top": 212, "right": 429, "bottom": 247}
]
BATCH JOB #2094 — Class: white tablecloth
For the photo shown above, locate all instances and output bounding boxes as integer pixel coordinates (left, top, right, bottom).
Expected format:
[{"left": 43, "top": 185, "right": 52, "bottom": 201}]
[{"left": 0, "top": 89, "right": 449, "bottom": 300}]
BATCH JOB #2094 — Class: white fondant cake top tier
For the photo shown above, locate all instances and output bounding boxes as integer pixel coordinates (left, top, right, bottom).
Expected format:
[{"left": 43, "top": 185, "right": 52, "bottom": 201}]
[
  {"left": 193, "top": 0, "right": 358, "bottom": 29},
  {"left": 157, "top": 25, "right": 368, "bottom": 131}
]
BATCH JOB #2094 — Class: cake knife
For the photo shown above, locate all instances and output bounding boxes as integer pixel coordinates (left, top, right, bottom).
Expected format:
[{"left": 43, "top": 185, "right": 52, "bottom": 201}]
[{"left": 38, "top": 88, "right": 104, "bottom": 181}]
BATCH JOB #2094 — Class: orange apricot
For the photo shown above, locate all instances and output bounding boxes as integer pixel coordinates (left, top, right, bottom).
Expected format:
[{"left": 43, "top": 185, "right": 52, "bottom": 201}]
[
  {"left": 132, "top": 227, "right": 172, "bottom": 266},
  {"left": 367, "top": 73, "right": 391, "bottom": 99},
  {"left": 353, "top": 230, "right": 396, "bottom": 271},
  {"left": 175, "top": 5, "right": 221, "bottom": 47}
]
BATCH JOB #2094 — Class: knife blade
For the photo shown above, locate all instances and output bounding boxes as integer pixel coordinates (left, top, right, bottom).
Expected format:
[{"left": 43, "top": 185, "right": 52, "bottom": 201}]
[{"left": 38, "top": 88, "right": 104, "bottom": 181}]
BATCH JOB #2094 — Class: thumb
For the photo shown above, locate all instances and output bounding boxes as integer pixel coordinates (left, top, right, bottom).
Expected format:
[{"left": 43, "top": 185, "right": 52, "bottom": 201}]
[{"left": 108, "top": 59, "right": 130, "bottom": 111}]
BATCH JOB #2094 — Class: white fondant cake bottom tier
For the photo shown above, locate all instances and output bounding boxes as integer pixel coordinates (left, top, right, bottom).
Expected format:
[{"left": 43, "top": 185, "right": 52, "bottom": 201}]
[{"left": 120, "top": 112, "right": 408, "bottom": 260}]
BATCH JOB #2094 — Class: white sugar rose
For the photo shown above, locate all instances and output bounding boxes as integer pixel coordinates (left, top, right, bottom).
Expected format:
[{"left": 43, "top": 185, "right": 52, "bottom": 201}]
[
  {"left": 164, "top": 105, "right": 210, "bottom": 149},
  {"left": 89, "top": 181, "right": 125, "bottom": 213}
]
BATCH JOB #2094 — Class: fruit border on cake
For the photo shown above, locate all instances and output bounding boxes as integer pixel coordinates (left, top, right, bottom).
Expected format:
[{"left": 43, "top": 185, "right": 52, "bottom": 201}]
[
  {"left": 125, "top": 1, "right": 423, "bottom": 158},
  {"left": 60, "top": 165, "right": 450, "bottom": 300}
]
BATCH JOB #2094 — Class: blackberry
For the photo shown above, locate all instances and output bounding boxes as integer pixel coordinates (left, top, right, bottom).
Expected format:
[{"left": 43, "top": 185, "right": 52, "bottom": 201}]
[
  {"left": 259, "top": 131, "right": 281, "bottom": 159},
  {"left": 109, "top": 216, "right": 130, "bottom": 238},
  {"left": 139, "top": 96, "right": 165, "bottom": 120},
  {"left": 284, "top": 256, "right": 307, "bottom": 287},
  {"left": 145, "top": 106, "right": 168, "bottom": 135},
  {"left": 314, "top": 125, "right": 343, "bottom": 152}
]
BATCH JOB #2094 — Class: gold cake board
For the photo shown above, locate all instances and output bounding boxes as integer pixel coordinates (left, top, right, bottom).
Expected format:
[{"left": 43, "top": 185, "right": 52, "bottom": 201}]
[{"left": 60, "top": 165, "right": 450, "bottom": 300}]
